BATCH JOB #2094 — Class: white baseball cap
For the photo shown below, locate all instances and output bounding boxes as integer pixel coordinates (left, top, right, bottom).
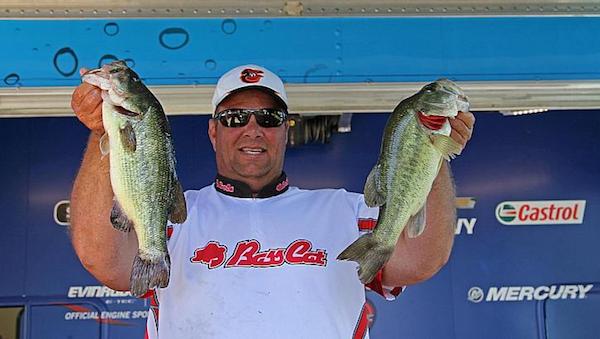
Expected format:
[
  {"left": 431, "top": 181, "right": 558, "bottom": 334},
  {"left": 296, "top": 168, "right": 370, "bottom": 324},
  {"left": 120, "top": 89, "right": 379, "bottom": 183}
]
[{"left": 211, "top": 64, "right": 289, "bottom": 113}]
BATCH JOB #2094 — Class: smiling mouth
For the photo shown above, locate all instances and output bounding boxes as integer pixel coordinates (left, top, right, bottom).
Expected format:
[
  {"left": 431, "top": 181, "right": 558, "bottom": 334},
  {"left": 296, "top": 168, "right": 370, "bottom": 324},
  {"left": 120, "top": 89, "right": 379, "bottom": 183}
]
[{"left": 240, "top": 147, "right": 266, "bottom": 155}]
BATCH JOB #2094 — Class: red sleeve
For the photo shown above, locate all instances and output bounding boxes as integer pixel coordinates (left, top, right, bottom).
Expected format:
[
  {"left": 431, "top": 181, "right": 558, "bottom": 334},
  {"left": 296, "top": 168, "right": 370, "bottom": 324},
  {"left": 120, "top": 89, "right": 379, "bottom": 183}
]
[
  {"left": 365, "top": 269, "right": 404, "bottom": 300},
  {"left": 139, "top": 290, "right": 154, "bottom": 299}
]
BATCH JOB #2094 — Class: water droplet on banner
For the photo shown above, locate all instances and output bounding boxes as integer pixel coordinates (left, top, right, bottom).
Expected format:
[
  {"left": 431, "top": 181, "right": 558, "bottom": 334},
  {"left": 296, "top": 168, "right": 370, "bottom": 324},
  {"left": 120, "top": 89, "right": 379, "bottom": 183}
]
[
  {"left": 53, "top": 47, "right": 78, "bottom": 77},
  {"left": 104, "top": 22, "right": 119, "bottom": 36},
  {"left": 204, "top": 59, "right": 217, "bottom": 70},
  {"left": 159, "top": 28, "right": 190, "bottom": 50},
  {"left": 221, "top": 19, "right": 237, "bottom": 35},
  {"left": 4, "top": 73, "right": 20, "bottom": 86}
]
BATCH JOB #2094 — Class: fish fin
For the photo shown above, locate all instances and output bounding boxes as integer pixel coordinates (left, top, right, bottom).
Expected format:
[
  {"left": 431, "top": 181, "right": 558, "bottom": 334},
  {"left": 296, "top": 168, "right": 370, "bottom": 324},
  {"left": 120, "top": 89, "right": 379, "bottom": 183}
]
[
  {"left": 110, "top": 201, "right": 133, "bottom": 232},
  {"left": 119, "top": 122, "right": 137, "bottom": 153},
  {"left": 99, "top": 133, "right": 110, "bottom": 156},
  {"left": 130, "top": 251, "right": 170, "bottom": 297},
  {"left": 337, "top": 233, "right": 394, "bottom": 284},
  {"left": 364, "top": 163, "right": 386, "bottom": 207},
  {"left": 168, "top": 179, "right": 187, "bottom": 224},
  {"left": 430, "top": 134, "right": 462, "bottom": 160},
  {"left": 407, "top": 205, "right": 427, "bottom": 238}
]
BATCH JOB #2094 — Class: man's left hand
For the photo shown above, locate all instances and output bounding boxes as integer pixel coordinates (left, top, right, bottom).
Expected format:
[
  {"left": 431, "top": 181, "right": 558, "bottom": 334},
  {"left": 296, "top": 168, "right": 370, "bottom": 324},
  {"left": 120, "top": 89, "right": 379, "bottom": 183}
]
[{"left": 449, "top": 111, "right": 475, "bottom": 149}]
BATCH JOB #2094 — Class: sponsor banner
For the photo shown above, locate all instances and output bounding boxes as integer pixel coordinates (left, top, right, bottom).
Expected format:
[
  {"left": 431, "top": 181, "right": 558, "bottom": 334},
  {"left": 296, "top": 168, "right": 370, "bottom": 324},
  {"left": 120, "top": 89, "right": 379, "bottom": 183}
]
[
  {"left": 455, "top": 218, "right": 477, "bottom": 235},
  {"left": 455, "top": 197, "right": 477, "bottom": 235},
  {"left": 54, "top": 200, "right": 70, "bottom": 226},
  {"left": 67, "top": 285, "right": 132, "bottom": 298},
  {"left": 455, "top": 197, "right": 476, "bottom": 210},
  {"left": 64, "top": 310, "right": 148, "bottom": 321},
  {"left": 467, "top": 284, "right": 594, "bottom": 303},
  {"left": 496, "top": 200, "right": 586, "bottom": 225}
]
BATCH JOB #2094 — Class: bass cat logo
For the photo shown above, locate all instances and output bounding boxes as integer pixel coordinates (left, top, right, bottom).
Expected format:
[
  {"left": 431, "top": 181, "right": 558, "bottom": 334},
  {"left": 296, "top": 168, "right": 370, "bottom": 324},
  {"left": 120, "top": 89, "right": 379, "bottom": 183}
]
[
  {"left": 191, "top": 239, "right": 327, "bottom": 268},
  {"left": 240, "top": 68, "right": 264, "bottom": 83}
]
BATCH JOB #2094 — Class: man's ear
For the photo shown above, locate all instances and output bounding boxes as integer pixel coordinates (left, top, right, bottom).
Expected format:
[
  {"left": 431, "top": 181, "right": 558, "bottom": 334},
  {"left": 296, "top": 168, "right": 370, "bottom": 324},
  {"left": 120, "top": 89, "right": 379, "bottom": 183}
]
[{"left": 208, "top": 118, "right": 217, "bottom": 152}]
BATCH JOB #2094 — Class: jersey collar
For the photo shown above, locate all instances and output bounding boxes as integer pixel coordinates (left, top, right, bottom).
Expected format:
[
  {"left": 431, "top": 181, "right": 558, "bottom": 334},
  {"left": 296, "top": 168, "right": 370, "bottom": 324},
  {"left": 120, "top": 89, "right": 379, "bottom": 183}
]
[{"left": 214, "top": 172, "right": 289, "bottom": 198}]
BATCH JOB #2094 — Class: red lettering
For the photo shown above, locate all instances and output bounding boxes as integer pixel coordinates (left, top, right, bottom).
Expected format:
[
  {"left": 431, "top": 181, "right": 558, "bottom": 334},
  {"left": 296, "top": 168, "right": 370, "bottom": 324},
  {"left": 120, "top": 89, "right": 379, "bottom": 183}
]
[
  {"left": 222, "top": 239, "right": 327, "bottom": 268},
  {"left": 225, "top": 240, "right": 260, "bottom": 267},
  {"left": 215, "top": 179, "right": 235, "bottom": 193},
  {"left": 267, "top": 249, "right": 285, "bottom": 266},
  {"left": 286, "top": 240, "right": 310, "bottom": 264},
  {"left": 276, "top": 178, "right": 289, "bottom": 192},
  {"left": 546, "top": 204, "right": 558, "bottom": 220},
  {"left": 254, "top": 249, "right": 285, "bottom": 267},
  {"left": 226, "top": 240, "right": 286, "bottom": 267},
  {"left": 562, "top": 207, "right": 572, "bottom": 220},
  {"left": 285, "top": 240, "right": 327, "bottom": 266},
  {"left": 554, "top": 207, "right": 563, "bottom": 220},
  {"left": 530, "top": 207, "right": 540, "bottom": 221},
  {"left": 539, "top": 207, "right": 548, "bottom": 221},
  {"left": 519, "top": 204, "right": 530, "bottom": 221},
  {"left": 573, "top": 204, "right": 579, "bottom": 219}
]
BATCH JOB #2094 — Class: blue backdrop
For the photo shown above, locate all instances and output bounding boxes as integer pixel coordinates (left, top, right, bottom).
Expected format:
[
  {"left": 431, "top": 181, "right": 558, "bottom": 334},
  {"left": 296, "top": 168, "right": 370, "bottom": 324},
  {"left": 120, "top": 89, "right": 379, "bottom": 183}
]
[{"left": 1, "top": 110, "right": 599, "bottom": 338}]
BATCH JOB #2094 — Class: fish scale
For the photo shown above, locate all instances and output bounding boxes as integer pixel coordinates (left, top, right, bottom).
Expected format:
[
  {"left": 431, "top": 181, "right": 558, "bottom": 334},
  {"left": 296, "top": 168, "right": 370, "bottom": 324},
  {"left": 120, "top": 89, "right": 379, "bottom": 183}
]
[
  {"left": 106, "top": 105, "right": 170, "bottom": 257},
  {"left": 376, "top": 114, "right": 438, "bottom": 244},
  {"left": 338, "top": 79, "right": 469, "bottom": 284}
]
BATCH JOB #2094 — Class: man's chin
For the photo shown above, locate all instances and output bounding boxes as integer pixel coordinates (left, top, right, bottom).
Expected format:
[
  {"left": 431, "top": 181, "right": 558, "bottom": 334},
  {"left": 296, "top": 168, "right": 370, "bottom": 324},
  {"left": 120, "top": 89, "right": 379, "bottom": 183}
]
[{"left": 233, "top": 167, "right": 272, "bottom": 181}]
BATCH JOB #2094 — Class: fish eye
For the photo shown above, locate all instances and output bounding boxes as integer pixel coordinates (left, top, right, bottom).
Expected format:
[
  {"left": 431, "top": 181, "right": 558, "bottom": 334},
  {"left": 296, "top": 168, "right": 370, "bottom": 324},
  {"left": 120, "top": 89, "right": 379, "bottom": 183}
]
[{"left": 423, "top": 84, "right": 437, "bottom": 93}]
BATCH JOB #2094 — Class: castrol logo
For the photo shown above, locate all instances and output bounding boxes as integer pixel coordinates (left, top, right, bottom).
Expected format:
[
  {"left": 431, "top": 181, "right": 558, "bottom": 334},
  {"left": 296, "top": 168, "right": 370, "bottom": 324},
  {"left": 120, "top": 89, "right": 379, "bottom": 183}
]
[{"left": 496, "top": 200, "right": 585, "bottom": 225}]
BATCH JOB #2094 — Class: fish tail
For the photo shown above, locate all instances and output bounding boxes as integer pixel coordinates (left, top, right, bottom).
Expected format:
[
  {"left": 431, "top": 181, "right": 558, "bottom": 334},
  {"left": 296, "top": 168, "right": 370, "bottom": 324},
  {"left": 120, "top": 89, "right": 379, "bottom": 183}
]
[
  {"left": 337, "top": 233, "right": 394, "bottom": 284},
  {"left": 130, "top": 251, "right": 170, "bottom": 297}
]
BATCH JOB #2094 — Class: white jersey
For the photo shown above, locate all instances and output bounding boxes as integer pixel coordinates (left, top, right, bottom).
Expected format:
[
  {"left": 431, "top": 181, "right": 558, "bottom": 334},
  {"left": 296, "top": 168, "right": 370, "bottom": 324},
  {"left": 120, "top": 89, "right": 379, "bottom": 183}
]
[{"left": 145, "top": 176, "right": 402, "bottom": 339}]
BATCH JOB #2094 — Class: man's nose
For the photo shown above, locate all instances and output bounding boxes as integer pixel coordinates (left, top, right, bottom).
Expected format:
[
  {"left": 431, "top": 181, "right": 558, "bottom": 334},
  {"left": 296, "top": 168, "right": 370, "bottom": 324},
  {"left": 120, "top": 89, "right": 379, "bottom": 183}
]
[{"left": 243, "top": 114, "right": 264, "bottom": 137}]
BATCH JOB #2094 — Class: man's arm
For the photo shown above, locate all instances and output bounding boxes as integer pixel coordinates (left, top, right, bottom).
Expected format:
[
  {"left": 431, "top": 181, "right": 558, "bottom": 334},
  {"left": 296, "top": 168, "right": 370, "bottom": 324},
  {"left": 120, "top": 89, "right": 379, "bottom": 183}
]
[
  {"left": 69, "top": 79, "right": 138, "bottom": 291},
  {"left": 381, "top": 111, "right": 475, "bottom": 286}
]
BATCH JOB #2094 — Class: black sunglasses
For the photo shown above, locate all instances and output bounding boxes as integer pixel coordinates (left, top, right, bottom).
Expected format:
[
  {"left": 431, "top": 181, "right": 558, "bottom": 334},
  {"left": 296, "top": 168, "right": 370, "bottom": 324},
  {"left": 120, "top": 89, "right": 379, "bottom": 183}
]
[{"left": 214, "top": 108, "right": 288, "bottom": 128}]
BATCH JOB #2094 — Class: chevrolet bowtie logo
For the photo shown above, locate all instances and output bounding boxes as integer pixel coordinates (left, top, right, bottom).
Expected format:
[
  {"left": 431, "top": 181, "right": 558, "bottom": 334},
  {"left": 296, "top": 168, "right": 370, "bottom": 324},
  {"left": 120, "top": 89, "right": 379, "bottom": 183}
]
[{"left": 455, "top": 197, "right": 476, "bottom": 209}]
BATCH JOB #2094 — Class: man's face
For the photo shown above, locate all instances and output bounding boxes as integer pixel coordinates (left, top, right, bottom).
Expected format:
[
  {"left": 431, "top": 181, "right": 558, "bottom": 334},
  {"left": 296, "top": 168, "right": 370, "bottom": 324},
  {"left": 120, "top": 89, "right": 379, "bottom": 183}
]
[{"left": 208, "top": 88, "right": 288, "bottom": 186}]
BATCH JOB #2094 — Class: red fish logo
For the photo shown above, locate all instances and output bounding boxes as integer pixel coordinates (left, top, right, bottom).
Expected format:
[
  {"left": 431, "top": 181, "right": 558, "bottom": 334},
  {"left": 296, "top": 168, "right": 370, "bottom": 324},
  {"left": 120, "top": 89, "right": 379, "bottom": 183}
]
[
  {"left": 240, "top": 68, "right": 264, "bottom": 83},
  {"left": 190, "top": 241, "right": 227, "bottom": 269}
]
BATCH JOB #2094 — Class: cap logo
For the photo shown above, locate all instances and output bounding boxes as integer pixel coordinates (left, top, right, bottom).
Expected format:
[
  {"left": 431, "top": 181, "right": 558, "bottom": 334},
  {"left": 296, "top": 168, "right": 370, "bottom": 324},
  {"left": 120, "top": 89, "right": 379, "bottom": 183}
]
[{"left": 240, "top": 68, "right": 264, "bottom": 83}]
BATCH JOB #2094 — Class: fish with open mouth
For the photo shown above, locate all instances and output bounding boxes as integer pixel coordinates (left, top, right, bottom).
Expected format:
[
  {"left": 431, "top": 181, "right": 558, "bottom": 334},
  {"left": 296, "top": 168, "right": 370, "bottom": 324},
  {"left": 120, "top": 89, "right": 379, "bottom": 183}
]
[{"left": 337, "top": 79, "right": 469, "bottom": 284}]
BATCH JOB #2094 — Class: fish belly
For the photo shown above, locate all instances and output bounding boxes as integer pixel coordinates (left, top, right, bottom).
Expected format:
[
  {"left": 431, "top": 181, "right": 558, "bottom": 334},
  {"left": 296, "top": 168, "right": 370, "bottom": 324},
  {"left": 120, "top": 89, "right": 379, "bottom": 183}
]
[
  {"left": 104, "top": 106, "right": 171, "bottom": 256},
  {"left": 377, "top": 116, "right": 441, "bottom": 245}
]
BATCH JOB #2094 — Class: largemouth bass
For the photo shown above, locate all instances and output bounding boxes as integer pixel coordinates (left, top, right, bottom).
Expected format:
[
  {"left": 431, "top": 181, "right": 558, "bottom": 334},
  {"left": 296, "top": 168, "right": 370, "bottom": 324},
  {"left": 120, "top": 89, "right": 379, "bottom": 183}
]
[
  {"left": 82, "top": 61, "right": 187, "bottom": 297},
  {"left": 338, "top": 79, "right": 469, "bottom": 284}
]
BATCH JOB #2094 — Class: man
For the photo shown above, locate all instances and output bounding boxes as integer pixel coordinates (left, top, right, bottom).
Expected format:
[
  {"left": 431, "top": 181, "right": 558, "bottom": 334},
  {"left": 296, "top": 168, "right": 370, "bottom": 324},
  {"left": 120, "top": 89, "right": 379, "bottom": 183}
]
[{"left": 70, "top": 64, "right": 474, "bottom": 338}]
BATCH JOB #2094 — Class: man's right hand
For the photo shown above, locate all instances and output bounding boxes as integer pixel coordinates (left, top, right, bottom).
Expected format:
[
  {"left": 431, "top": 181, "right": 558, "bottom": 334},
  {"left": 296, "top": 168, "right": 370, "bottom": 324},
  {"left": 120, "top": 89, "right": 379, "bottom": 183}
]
[{"left": 71, "top": 68, "right": 104, "bottom": 133}]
